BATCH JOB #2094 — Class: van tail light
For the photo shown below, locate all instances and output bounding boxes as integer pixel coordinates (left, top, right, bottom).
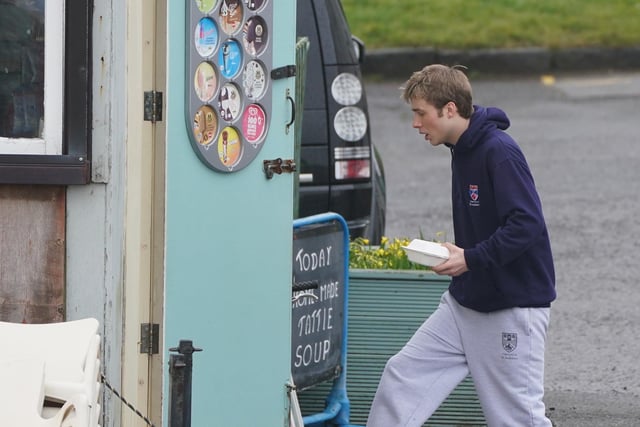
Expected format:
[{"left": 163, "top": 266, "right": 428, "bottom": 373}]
[
  {"left": 334, "top": 146, "right": 371, "bottom": 180},
  {"left": 331, "top": 73, "right": 368, "bottom": 142},
  {"left": 331, "top": 73, "right": 363, "bottom": 106},
  {"left": 335, "top": 159, "right": 371, "bottom": 180},
  {"left": 331, "top": 73, "right": 371, "bottom": 180},
  {"left": 333, "top": 106, "right": 367, "bottom": 142}
]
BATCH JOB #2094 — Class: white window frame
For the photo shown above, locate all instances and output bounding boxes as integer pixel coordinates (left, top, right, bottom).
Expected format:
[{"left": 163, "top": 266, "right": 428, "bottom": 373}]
[{"left": 0, "top": 1, "right": 65, "bottom": 155}]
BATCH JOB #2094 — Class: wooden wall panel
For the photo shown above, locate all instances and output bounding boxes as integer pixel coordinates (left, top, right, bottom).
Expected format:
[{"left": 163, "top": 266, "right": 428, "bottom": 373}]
[{"left": 0, "top": 185, "right": 65, "bottom": 323}]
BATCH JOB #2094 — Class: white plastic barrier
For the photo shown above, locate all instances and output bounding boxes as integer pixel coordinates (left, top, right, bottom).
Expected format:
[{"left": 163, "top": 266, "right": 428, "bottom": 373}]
[
  {"left": 0, "top": 318, "right": 102, "bottom": 427},
  {"left": 0, "top": 359, "right": 75, "bottom": 426}
]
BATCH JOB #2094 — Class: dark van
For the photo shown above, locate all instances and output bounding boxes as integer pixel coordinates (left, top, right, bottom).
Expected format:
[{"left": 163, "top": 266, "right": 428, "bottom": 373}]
[{"left": 296, "top": 0, "right": 386, "bottom": 244}]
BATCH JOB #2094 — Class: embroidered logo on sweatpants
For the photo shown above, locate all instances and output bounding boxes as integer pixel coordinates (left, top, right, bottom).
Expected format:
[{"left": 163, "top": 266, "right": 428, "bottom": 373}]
[{"left": 502, "top": 332, "right": 518, "bottom": 353}]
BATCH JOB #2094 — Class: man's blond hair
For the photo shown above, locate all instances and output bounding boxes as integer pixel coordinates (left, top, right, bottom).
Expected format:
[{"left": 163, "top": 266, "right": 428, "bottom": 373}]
[{"left": 402, "top": 64, "right": 473, "bottom": 119}]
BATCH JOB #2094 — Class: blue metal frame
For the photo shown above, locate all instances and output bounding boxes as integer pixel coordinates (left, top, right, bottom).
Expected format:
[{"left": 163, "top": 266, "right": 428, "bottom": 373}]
[{"left": 293, "top": 212, "right": 363, "bottom": 427}]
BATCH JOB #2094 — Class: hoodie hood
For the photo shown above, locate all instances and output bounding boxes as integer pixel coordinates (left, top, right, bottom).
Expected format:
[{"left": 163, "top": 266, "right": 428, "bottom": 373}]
[{"left": 454, "top": 105, "right": 510, "bottom": 153}]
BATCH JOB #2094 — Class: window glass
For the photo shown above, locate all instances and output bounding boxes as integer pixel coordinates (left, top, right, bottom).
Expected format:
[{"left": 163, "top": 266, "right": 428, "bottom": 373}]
[
  {"left": 296, "top": 0, "right": 325, "bottom": 109},
  {"left": 0, "top": 0, "right": 45, "bottom": 139},
  {"left": 325, "top": 0, "right": 357, "bottom": 64},
  {"left": 0, "top": 0, "right": 90, "bottom": 185}
]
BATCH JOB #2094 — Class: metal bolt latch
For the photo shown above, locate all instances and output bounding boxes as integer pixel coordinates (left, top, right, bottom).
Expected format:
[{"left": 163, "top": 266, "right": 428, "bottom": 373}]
[{"left": 263, "top": 158, "right": 296, "bottom": 179}]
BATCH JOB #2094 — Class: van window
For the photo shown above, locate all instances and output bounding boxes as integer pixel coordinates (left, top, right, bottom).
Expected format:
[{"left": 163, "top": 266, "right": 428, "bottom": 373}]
[
  {"left": 324, "top": 0, "right": 357, "bottom": 64},
  {"left": 296, "top": 0, "right": 325, "bottom": 110}
]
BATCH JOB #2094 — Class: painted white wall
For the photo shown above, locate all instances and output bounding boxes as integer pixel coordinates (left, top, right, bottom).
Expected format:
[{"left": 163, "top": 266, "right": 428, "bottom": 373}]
[{"left": 66, "top": 0, "right": 127, "bottom": 426}]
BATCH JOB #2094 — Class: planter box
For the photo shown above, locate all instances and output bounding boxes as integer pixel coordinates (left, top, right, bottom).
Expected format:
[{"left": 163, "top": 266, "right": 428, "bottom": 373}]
[{"left": 299, "top": 269, "right": 486, "bottom": 426}]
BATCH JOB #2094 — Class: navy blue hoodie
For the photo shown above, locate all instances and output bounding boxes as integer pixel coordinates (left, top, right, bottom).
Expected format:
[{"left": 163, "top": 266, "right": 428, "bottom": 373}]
[{"left": 449, "top": 106, "right": 556, "bottom": 312}]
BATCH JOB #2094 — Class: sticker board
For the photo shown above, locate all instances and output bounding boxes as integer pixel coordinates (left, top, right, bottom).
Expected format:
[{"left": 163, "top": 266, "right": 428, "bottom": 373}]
[{"left": 186, "top": 0, "right": 273, "bottom": 172}]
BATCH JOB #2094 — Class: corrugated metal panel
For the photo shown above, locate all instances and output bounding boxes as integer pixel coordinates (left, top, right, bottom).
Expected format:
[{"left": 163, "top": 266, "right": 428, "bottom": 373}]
[{"left": 299, "top": 269, "right": 486, "bottom": 426}]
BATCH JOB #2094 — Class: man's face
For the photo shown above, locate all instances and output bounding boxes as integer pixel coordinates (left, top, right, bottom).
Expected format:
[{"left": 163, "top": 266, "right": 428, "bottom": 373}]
[{"left": 410, "top": 98, "right": 449, "bottom": 147}]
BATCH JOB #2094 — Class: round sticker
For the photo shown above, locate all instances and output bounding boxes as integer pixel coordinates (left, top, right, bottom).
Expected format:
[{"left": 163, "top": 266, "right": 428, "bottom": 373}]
[
  {"left": 244, "top": 0, "right": 266, "bottom": 11},
  {"left": 194, "top": 17, "right": 219, "bottom": 58},
  {"left": 219, "top": 0, "right": 243, "bottom": 35},
  {"left": 218, "top": 82, "right": 242, "bottom": 122},
  {"left": 193, "top": 105, "right": 218, "bottom": 147},
  {"left": 194, "top": 62, "right": 218, "bottom": 102},
  {"left": 218, "top": 39, "right": 243, "bottom": 79},
  {"left": 218, "top": 126, "right": 242, "bottom": 167},
  {"left": 242, "top": 16, "right": 268, "bottom": 56},
  {"left": 195, "top": 0, "right": 218, "bottom": 14},
  {"left": 242, "top": 104, "right": 267, "bottom": 144},
  {"left": 242, "top": 60, "right": 267, "bottom": 100}
]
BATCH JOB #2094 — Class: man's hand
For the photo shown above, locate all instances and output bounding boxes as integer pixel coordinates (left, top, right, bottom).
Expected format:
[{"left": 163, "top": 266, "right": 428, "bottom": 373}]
[{"left": 432, "top": 242, "right": 469, "bottom": 277}]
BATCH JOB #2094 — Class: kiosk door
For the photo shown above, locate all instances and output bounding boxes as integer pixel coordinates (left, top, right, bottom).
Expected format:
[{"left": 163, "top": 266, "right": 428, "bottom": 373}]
[{"left": 164, "top": 0, "right": 296, "bottom": 425}]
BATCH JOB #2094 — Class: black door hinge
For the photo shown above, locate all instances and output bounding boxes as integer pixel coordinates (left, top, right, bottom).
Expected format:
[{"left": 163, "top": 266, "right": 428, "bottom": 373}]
[
  {"left": 270, "top": 65, "right": 296, "bottom": 80},
  {"left": 144, "top": 91, "right": 163, "bottom": 123},
  {"left": 140, "top": 323, "right": 160, "bottom": 355}
]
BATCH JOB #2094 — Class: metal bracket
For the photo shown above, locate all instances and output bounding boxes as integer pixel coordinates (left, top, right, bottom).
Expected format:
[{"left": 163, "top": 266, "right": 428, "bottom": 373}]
[
  {"left": 263, "top": 158, "right": 296, "bottom": 179},
  {"left": 140, "top": 323, "right": 160, "bottom": 355},
  {"left": 143, "top": 91, "right": 163, "bottom": 123},
  {"left": 271, "top": 64, "right": 296, "bottom": 80}
]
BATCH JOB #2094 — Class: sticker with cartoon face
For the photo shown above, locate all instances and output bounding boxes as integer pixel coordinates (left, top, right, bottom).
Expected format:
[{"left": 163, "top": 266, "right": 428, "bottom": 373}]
[
  {"left": 194, "top": 17, "right": 219, "bottom": 58},
  {"left": 244, "top": 0, "right": 266, "bottom": 12},
  {"left": 219, "top": 0, "right": 243, "bottom": 35},
  {"left": 218, "top": 126, "right": 242, "bottom": 167},
  {"left": 193, "top": 105, "right": 218, "bottom": 147},
  {"left": 218, "top": 39, "right": 243, "bottom": 79},
  {"left": 218, "top": 82, "right": 242, "bottom": 122},
  {"left": 194, "top": 62, "right": 218, "bottom": 102},
  {"left": 242, "top": 103, "right": 267, "bottom": 145},
  {"left": 242, "top": 60, "right": 267, "bottom": 101},
  {"left": 195, "top": 0, "right": 218, "bottom": 14},
  {"left": 242, "top": 16, "right": 268, "bottom": 56}
]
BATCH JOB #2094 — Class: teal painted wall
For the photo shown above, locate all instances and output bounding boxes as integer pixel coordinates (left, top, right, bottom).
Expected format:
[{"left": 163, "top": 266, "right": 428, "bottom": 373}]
[{"left": 164, "top": 0, "right": 297, "bottom": 425}]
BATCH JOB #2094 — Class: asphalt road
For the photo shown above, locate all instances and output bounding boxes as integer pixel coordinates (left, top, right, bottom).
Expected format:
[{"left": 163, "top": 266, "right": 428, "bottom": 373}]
[{"left": 366, "top": 71, "right": 640, "bottom": 425}]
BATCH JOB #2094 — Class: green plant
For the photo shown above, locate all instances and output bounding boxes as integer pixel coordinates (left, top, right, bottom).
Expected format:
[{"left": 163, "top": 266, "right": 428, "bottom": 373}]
[{"left": 349, "top": 236, "right": 430, "bottom": 270}]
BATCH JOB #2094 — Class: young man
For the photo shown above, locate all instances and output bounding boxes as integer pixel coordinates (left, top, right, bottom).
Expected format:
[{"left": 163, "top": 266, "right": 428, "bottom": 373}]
[{"left": 366, "top": 64, "right": 556, "bottom": 427}]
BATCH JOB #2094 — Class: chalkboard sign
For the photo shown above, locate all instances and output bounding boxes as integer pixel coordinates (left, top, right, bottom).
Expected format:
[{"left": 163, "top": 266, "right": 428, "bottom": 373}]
[{"left": 291, "top": 218, "right": 346, "bottom": 391}]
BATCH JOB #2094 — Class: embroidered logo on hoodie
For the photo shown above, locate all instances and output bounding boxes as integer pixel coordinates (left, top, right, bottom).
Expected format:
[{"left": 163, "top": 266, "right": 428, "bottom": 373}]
[{"left": 468, "top": 185, "right": 480, "bottom": 207}]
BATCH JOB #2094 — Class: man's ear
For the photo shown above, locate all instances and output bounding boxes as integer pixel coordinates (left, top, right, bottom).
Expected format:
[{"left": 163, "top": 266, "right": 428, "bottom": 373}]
[{"left": 445, "top": 101, "right": 458, "bottom": 118}]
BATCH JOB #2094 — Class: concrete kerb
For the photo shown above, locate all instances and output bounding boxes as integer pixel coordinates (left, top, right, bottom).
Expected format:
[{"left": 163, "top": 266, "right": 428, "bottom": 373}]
[
  {"left": 362, "top": 46, "right": 640, "bottom": 80},
  {"left": 545, "top": 390, "right": 640, "bottom": 427}
]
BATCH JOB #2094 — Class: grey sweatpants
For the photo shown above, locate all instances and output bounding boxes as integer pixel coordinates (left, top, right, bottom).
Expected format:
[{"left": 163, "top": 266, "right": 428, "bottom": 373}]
[{"left": 366, "top": 291, "right": 552, "bottom": 427}]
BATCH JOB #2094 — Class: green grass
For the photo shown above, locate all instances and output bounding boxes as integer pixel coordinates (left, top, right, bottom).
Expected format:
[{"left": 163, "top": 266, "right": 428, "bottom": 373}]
[{"left": 341, "top": 0, "right": 640, "bottom": 50}]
